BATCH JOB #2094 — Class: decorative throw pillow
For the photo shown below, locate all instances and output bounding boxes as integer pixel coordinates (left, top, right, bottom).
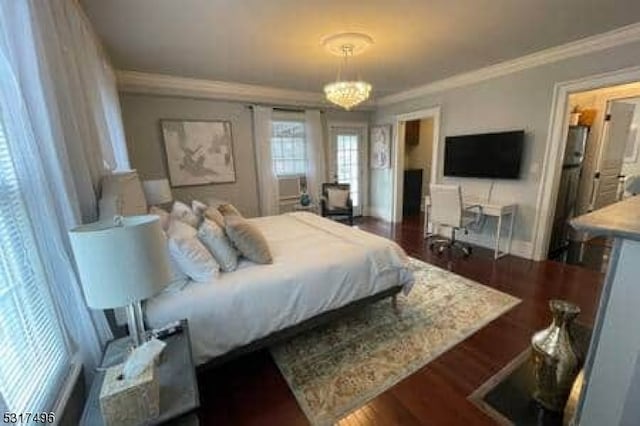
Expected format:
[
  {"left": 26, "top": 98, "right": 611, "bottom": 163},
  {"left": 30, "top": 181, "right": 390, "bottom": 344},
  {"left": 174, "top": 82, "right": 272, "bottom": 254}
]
[
  {"left": 171, "top": 201, "right": 200, "bottom": 227},
  {"left": 191, "top": 199, "right": 208, "bottom": 217},
  {"left": 218, "top": 203, "right": 243, "bottom": 217},
  {"left": 167, "top": 237, "right": 220, "bottom": 282},
  {"left": 224, "top": 216, "right": 273, "bottom": 264},
  {"left": 203, "top": 206, "right": 225, "bottom": 229},
  {"left": 149, "top": 206, "right": 171, "bottom": 232},
  {"left": 327, "top": 188, "right": 350, "bottom": 210},
  {"left": 197, "top": 219, "right": 238, "bottom": 272}
]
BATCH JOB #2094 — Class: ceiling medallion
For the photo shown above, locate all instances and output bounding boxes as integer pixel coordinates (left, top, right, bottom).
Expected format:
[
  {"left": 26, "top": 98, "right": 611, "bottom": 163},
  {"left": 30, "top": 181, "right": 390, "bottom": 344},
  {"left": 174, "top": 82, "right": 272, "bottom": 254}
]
[{"left": 322, "top": 32, "right": 373, "bottom": 110}]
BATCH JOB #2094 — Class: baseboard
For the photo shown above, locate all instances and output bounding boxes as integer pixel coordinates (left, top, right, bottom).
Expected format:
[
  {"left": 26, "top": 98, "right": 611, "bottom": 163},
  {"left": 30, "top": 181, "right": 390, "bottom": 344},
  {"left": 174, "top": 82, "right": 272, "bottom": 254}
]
[
  {"left": 367, "top": 205, "right": 391, "bottom": 221},
  {"left": 455, "top": 232, "right": 534, "bottom": 259}
]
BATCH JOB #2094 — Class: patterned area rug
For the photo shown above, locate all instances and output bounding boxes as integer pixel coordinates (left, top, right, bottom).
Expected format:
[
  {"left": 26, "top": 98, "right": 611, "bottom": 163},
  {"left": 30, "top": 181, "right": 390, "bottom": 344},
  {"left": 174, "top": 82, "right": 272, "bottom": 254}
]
[{"left": 270, "top": 257, "right": 520, "bottom": 425}]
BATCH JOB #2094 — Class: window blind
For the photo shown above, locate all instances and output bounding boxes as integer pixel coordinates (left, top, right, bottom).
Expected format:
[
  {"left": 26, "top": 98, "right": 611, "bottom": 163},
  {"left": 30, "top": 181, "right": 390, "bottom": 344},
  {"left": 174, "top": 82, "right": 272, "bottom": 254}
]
[
  {"left": 0, "top": 117, "right": 70, "bottom": 414},
  {"left": 271, "top": 120, "right": 307, "bottom": 176}
]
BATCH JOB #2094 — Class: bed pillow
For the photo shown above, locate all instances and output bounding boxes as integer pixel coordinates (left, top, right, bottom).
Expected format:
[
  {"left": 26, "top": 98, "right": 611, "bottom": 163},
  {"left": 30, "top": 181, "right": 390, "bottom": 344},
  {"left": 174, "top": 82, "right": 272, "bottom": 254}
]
[
  {"left": 167, "top": 237, "right": 220, "bottom": 282},
  {"left": 167, "top": 218, "right": 197, "bottom": 240},
  {"left": 224, "top": 216, "right": 272, "bottom": 264},
  {"left": 327, "top": 188, "right": 349, "bottom": 210},
  {"left": 218, "top": 203, "right": 243, "bottom": 217},
  {"left": 149, "top": 206, "right": 171, "bottom": 232},
  {"left": 171, "top": 201, "right": 200, "bottom": 227},
  {"left": 203, "top": 206, "right": 225, "bottom": 229},
  {"left": 161, "top": 234, "right": 189, "bottom": 293},
  {"left": 197, "top": 219, "right": 238, "bottom": 272}
]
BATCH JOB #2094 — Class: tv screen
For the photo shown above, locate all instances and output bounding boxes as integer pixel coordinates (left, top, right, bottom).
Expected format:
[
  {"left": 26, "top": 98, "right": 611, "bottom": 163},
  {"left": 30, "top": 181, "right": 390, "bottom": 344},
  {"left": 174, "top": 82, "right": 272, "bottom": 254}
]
[{"left": 444, "top": 130, "right": 524, "bottom": 179}]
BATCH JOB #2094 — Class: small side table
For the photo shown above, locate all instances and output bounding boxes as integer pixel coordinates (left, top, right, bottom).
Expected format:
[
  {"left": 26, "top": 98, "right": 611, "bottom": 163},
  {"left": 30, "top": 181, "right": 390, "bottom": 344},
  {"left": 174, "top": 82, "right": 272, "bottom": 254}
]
[
  {"left": 80, "top": 320, "right": 199, "bottom": 425},
  {"left": 293, "top": 203, "right": 317, "bottom": 214}
]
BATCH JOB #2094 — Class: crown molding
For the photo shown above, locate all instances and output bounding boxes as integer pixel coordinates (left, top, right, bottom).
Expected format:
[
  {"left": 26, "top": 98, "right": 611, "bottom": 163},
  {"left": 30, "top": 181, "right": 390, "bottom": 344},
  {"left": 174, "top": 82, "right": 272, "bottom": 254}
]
[
  {"left": 377, "top": 22, "right": 640, "bottom": 107},
  {"left": 117, "top": 70, "right": 329, "bottom": 106},
  {"left": 116, "top": 70, "right": 376, "bottom": 110}
]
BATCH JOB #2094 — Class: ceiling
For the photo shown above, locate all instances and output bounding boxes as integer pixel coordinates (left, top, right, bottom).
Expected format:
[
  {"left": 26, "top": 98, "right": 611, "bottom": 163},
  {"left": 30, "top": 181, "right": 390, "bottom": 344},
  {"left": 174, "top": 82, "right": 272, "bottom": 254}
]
[{"left": 82, "top": 0, "right": 640, "bottom": 99}]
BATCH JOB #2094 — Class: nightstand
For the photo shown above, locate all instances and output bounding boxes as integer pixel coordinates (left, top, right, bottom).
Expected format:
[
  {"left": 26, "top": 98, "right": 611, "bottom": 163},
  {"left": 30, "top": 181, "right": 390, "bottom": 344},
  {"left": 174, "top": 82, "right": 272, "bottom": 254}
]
[
  {"left": 293, "top": 203, "right": 317, "bottom": 213},
  {"left": 80, "top": 319, "right": 200, "bottom": 425}
]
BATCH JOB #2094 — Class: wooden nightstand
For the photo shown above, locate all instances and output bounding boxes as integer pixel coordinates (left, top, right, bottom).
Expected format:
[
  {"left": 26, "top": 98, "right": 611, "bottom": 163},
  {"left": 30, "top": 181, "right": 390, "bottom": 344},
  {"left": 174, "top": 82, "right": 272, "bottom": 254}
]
[{"left": 80, "top": 320, "right": 200, "bottom": 425}]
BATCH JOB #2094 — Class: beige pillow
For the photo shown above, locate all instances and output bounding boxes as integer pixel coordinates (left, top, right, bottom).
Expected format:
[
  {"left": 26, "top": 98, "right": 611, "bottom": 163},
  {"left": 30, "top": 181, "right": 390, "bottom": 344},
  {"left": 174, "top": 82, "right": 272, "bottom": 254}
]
[
  {"left": 225, "top": 216, "right": 272, "bottom": 264},
  {"left": 327, "top": 188, "right": 349, "bottom": 209},
  {"left": 203, "top": 206, "right": 225, "bottom": 228},
  {"left": 191, "top": 199, "right": 209, "bottom": 217},
  {"left": 218, "top": 203, "right": 242, "bottom": 217},
  {"left": 198, "top": 219, "right": 238, "bottom": 272}
]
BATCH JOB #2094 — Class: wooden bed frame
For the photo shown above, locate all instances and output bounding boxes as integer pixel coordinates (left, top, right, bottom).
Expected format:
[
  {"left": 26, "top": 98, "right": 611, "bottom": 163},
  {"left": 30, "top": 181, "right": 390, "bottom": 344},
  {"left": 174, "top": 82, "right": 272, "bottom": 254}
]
[{"left": 196, "top": 285, "right": 403, "bottom": 372}]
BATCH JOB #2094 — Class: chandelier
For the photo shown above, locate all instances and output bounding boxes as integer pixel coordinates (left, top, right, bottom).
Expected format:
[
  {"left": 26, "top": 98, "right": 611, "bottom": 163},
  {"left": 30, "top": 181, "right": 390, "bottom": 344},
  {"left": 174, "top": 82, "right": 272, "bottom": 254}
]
[{"left": 323, "top": 33, "right": 373, "bottom": 110}]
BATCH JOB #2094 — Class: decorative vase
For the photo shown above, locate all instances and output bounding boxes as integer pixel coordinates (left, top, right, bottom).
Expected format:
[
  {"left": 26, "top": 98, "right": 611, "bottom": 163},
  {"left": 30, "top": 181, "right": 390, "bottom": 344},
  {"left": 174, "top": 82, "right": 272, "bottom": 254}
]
[
  {"left": 300, "top": 192, "right": 311, "bottom": 207},
  {"left": 531, "top": 299, "right": 581, "bottom": 412}
]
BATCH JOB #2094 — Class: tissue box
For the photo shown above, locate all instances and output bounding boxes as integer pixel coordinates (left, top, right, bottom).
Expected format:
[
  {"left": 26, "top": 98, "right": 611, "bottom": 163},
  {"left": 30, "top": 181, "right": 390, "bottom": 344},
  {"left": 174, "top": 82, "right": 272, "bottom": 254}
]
[{"left": 99, "top": 362, "right": 159, "bottom": 426}]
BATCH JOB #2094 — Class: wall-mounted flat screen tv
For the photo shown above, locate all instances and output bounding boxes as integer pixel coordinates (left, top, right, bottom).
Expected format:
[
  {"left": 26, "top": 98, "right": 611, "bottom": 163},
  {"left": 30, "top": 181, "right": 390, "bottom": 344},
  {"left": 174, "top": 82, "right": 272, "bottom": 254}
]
[{"left": 443, "top": 130, "right": 524, "bottom": 179}]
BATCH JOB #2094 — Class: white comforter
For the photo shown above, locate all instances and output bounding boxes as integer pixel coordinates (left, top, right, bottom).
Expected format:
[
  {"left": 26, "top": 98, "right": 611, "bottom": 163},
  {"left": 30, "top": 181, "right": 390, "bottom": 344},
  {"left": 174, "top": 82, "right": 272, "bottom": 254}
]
[{"left": 145, "top": 212, "right": 414, "bottom": 365}]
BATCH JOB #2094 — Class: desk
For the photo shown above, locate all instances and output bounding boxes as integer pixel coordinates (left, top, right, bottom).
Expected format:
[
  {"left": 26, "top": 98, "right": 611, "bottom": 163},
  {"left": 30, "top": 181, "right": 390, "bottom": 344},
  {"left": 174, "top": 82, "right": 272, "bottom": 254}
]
[{"left": 423, "top": 196, "right": 517, "bottom": 259}]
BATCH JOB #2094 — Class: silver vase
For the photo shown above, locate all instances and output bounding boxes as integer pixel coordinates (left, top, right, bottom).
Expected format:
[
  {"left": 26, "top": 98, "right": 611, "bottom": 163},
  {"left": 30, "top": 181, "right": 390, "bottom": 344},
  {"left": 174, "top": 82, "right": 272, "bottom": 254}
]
[{"left": 531, "top": 299, "right": 581, "bottom": 412}]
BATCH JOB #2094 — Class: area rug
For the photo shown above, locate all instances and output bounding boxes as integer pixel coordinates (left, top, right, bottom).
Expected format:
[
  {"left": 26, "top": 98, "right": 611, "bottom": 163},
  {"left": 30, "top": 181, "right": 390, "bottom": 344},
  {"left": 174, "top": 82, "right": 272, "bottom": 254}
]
[{"left": 270, "top": 257, "right": 521, "bottom": 425}]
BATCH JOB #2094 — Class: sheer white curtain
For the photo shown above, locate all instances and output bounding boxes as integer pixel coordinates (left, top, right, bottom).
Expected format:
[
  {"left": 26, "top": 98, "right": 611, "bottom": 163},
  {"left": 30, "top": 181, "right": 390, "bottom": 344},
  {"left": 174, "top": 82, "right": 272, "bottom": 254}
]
[
  {"left": 253, "top": 106, "right": 280, "bottom": 216},
  {"left": 305, "top": 110, "right": 328, "bottom": 202},
  {"left": 0, "top": 0, "right": 125, "bottom": 392}
]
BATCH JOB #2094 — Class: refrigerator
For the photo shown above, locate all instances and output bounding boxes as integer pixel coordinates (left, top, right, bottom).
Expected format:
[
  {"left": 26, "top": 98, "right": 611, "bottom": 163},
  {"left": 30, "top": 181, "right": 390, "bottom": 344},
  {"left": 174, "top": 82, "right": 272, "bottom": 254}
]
[{"left": 548, "top": 126, "right": 589, "bottom": 257}]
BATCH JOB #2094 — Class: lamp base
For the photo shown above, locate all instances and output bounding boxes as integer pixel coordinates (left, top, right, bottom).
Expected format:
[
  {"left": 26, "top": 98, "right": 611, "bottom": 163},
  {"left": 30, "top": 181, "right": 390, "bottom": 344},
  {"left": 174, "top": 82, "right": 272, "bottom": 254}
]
[{"left": 126, "top": 302, "right": 147, "bottom": 347}]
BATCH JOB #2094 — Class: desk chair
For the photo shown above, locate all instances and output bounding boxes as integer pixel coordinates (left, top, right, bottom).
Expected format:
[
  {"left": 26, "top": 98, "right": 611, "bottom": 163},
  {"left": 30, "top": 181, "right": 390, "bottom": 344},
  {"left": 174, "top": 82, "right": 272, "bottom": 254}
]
[{"left": 428, "top": 184, "right": 483, "bottom": 257}]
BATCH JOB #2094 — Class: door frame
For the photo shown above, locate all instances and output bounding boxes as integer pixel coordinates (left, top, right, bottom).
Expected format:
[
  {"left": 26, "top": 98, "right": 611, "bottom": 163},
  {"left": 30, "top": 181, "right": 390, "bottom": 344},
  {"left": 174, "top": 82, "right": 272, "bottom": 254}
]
[
  {"left": 392, "top": 106, "right": 442, "bottom": 223},
  {"left": 531, "top": 65, "right": 640, "bottom": 261},
  {"left": 327, "top": 121, "right": 369, "bottom": 216}
]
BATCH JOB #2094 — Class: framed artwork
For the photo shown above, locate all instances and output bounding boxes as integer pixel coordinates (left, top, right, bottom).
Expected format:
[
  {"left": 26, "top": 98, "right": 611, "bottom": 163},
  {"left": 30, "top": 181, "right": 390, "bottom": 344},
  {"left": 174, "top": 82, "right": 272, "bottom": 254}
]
[
  {"left": 161, "top": 120, "right": 236, "bottom": 186},
  {"left": 623, "top": 125, "right": 639, "bottom": 164},
  {"left": 371, "top": 125, "right": 391, "bottom": 169}
]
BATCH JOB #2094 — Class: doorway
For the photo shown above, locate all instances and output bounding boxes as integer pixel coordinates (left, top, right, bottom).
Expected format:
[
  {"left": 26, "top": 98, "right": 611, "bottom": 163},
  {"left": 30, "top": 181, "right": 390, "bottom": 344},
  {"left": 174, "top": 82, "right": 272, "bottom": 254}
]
[
  {"left": 328, "top": 123, "right": 368, "bottom": 216},
  {"left": 392, "top": 107, "right": 441, "bottom": 223},
  {"left": 546, "top": 82, "right": 640, "bottom": 269}
]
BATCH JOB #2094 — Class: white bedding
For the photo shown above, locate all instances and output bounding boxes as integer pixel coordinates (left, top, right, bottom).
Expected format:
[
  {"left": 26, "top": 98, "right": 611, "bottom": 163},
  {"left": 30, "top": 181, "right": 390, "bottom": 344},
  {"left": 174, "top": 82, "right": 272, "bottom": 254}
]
[{"left": 145, "top": 212, "right": 414, "bottom": 365}]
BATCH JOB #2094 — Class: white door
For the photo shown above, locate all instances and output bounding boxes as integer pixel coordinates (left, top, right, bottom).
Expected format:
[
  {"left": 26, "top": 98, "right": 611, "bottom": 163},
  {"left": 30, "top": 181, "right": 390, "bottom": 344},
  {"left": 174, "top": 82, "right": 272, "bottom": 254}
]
[
  {"left": 591, "top": 101, "right": 635, "bottom": 210},
  {"left": 330, "top": 127, "right": 366, "bottom": 216}
]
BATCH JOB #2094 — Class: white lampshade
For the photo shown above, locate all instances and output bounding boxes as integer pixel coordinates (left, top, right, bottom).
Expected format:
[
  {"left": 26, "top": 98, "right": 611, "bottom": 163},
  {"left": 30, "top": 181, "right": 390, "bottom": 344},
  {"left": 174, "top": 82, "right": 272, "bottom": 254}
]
[
  {"left": 69, "top": 215, "right": 171, "bottom": 309},
  {"left": 142, "top": 179, "right": 173, "bottom": 205},
  {"left": 99, "top": 170, "right": 147, "bottom": 221}
]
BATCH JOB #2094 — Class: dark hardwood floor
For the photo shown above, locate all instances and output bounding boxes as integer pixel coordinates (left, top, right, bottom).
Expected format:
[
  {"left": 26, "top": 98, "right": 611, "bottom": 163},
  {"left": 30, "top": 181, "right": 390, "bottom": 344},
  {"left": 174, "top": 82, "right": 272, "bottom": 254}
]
[{"left": 196, "top": 215, "right": 604, "bottom": 426}]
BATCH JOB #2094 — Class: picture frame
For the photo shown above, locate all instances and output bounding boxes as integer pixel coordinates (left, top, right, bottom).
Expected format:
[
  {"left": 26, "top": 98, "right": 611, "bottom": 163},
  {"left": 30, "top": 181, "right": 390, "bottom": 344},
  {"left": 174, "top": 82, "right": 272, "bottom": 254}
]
[
  {"left": 371, "top": 125, "right": 391, "bottom": 169},
  {"left": 160, "top": 119, "right": 236, "bottom": 187}
]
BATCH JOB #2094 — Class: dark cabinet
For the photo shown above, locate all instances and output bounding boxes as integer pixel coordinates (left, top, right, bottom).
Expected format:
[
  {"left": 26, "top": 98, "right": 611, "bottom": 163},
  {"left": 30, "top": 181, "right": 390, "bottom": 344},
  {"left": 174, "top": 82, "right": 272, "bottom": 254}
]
[
  {"left": 405, "top": 120, "right": 420, "bottom": 146},
  {"left": 403, "top": 169, "right": 423, "bottom": 217}
]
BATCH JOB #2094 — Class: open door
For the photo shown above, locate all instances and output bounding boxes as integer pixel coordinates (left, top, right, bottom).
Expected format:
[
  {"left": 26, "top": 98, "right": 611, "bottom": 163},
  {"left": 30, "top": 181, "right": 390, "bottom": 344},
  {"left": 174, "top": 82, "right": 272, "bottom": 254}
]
[
  {"left": 590, "top": 101, "right": 635, "bottom": 210},
  {"left": 329, "top": 126, "right": 367, "bottom": 216}
]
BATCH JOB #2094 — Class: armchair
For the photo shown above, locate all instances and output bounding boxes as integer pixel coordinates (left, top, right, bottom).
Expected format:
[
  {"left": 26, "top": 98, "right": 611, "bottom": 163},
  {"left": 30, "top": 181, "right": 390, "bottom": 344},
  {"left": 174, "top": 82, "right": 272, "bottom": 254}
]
[{"left": 320, "top": 183, "right": 354, "bottom": 225}]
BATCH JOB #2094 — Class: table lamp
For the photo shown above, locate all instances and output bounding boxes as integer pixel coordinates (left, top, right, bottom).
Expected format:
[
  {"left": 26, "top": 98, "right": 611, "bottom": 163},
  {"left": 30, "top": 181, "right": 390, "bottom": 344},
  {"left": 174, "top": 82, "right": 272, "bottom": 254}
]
[
  {"left": 69, "top": 215, "right": 171, "bottom": 346},
  {"left": 142, "top": 179, "right": 173, "bottom": 206}
]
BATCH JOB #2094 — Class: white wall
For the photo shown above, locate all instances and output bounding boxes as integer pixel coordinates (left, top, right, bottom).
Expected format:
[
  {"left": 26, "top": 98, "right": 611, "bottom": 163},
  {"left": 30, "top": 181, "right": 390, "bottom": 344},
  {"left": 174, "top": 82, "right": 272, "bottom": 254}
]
[{"left": 371, "top": 40, "right": 640, "bottom": 258}]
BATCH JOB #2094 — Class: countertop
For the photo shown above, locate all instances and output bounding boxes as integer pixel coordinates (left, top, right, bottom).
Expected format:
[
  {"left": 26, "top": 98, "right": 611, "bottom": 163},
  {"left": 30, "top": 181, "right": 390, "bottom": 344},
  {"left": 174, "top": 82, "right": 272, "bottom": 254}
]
[{"left": 571, "top": 196, "right": 640, "bottom": 241}]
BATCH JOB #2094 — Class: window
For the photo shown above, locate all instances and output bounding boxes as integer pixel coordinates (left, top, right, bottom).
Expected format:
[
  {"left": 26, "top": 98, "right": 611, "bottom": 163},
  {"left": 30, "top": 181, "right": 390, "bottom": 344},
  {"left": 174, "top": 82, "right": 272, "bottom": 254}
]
[
  {"left": 0, "top": 117, "right": 70, "bottom": 414},
  {"left": 271, "top": 120, "right": 307, "bottom": 176}
]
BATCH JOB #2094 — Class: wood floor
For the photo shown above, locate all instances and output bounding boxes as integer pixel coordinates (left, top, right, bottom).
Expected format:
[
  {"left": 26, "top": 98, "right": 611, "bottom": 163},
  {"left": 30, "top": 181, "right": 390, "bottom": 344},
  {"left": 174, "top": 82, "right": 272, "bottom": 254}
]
[{"left": 196, "top": 215, "right": 604, "bottom": 426}]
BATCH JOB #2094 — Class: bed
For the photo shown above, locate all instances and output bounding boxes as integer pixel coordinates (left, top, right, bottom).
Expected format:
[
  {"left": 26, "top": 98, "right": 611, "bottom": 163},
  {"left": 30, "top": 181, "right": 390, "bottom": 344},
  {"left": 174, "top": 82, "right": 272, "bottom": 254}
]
[{"left": 145, "top": 212, "right": 414, "bottom": 366}]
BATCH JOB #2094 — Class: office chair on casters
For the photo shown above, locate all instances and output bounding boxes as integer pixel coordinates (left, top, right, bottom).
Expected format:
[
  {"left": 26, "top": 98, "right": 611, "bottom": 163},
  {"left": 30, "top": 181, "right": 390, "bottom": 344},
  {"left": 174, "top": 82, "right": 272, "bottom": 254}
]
[{"left": 428, "top": 184, "right": 483, "bottom": 258}]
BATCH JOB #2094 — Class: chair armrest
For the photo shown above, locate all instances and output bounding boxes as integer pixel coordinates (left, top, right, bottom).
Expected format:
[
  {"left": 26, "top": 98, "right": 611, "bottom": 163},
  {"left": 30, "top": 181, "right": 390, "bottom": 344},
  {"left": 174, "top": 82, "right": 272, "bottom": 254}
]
[{"left": 347, "top": 197, "right": 353, "bottom": 209}]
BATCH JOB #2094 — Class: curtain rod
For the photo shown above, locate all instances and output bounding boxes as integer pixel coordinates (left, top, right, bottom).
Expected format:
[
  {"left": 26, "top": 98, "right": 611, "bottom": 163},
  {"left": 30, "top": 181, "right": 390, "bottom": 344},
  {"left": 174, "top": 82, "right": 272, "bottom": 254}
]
[{"left": 245, "top": 105, "right": 325, "bottom": 113}]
